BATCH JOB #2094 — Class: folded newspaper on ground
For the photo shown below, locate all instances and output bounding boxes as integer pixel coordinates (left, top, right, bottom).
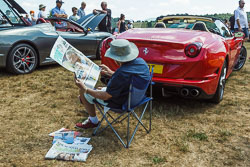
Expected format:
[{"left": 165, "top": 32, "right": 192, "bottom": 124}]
[
  {"left": 49, "top": 128, "right": 82, "bottom": 137},
  {"left": 52, "top": 134, "right": 91, "bottom": 145},
  {"left": 50, "top": 36, "right": 100, "bottom": 89},
  {"left": 45, "top": 140, "right": 93, "bottom": 162}
]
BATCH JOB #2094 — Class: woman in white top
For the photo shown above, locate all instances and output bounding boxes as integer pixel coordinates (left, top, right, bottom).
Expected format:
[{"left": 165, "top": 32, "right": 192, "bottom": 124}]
[{"left": 38, "top": 4, "right": 46, "bottom": 19}]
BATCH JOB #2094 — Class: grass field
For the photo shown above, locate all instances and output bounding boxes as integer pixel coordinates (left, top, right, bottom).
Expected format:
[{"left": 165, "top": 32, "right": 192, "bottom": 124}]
[{"left": 0, "top": 43, "right": 249, "bottom": 167}]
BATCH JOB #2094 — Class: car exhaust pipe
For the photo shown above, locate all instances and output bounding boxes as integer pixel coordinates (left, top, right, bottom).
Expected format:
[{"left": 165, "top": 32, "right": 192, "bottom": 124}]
[
  {"left": 180, "top": 88, "right": 189, "bottom": 97},
  {"left": 190, "top": 89, "right": 200, "bottom": 97}
]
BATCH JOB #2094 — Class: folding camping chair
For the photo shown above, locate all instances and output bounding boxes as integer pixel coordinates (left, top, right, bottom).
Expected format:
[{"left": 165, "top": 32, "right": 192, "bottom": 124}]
[{"left": 93, "top": 70, "right": 154, "bottom": 148}]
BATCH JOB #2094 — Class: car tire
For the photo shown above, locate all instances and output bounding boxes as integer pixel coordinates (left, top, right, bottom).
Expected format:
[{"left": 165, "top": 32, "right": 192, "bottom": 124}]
[
  {"left": 210, "top": 60, "right": 227, "bottom": 104},
  {"left": 233, "top": 46, "right": 247, "bottom": 71},
  {"left": 96, "top": 39, "right": 105, "bottom": 60},
  {"left": 7, "top": 44, "right": 38, "bottom": 74}
]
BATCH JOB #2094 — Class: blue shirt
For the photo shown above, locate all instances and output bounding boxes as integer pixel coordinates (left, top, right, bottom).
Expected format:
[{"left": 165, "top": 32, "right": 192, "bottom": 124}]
[
  {"left": 77, "top": 7, "right": 85, "bottom": 19},
  {"left": 51, "top": 6, "right": 67, "bottom": 28},
  {"left": 106, "top": 58, "right": 150, "bottom": 109}
]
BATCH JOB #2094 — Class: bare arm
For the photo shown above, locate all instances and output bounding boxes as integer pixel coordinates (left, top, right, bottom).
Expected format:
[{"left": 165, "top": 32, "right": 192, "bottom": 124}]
[
  {"left": 117, "top": 20, "right": 121, "bottom": 33},
  {"left": 236, "top": 19, "right": 242, "bottom": 31},
  {"left": 86, "top": 89, "right": 112, "bottom": 101}
]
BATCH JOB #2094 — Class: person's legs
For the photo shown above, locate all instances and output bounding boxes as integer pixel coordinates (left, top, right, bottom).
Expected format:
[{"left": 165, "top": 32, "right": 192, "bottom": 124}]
[
  {"left": 76, "top": 88, "right": 108, "bottom": 129},
  {"left": 79, "top": 90, "right": 96, "bottom": 117}
]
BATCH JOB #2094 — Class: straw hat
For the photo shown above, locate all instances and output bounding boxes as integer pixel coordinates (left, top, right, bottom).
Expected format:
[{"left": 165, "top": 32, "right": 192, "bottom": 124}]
[{"left": 105, "top": 39, "right": 139, "bottom": 62}]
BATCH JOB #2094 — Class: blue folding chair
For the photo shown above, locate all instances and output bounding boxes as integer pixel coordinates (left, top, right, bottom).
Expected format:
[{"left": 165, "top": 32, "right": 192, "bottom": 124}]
[{"left": 93, "top": 70, "right": 154, "bottom": 148}]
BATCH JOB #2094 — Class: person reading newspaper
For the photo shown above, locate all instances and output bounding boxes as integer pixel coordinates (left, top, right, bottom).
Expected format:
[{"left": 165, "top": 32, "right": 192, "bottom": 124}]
[{"left": 74, "top": 39, "right": 150, "bottom": 129}]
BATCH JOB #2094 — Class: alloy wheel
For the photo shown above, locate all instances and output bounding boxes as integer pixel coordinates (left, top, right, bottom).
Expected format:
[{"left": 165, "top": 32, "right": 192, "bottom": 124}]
[{"left": 12, "top": 46, "right": 36, "bottom": 74}]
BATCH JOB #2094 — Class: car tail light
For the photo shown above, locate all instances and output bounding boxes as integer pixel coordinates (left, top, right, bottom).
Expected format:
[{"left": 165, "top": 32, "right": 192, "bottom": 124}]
[
  {"left": 105, "top": 37, "right": 114, "bottom": 50},
  {"left": 185, "top": 42, "right": 203, "bottom": 58}
]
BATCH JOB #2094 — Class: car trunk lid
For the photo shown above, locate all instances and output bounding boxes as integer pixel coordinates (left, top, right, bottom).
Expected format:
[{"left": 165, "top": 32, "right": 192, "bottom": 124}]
[{"left": 116, "top": 28, "right": 215, "bottom": 78}]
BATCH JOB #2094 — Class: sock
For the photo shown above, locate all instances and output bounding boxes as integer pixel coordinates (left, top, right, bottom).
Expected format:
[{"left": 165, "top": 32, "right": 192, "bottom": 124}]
[{"left": 89, "top": 116, "right": 98, "bottom": 124}]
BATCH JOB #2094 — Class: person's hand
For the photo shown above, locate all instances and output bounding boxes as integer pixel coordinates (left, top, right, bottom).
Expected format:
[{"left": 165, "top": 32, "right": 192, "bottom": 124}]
[
  {"left": 239, "top": 27, "right": 243, "bottom": 32},
  {"left": 97, "top": 87, "right": 103, "bottom": 90},
  {"left": 100, "top": 64, "right": 113, "bottom": 76},
  {"left": 93, "top": 9, "right": 97, "bottom": 14},
  {"left": 74, "top": 74, "right": 88, "bottom": 93}
]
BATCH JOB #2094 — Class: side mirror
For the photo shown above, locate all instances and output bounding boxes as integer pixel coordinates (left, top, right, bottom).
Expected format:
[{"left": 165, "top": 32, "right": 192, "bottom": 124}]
[
  {"left": 233, "top": 31, "right": 245, "bottom": 38},
  {"left": 84, "top": 27, "right": 92, "bottom": 35}
]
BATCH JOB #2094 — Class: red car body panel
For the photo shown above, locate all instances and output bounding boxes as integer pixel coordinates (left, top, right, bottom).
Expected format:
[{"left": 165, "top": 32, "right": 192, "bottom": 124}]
[{"left": 101, "top": 28, "right": 243, "bottom": 97}]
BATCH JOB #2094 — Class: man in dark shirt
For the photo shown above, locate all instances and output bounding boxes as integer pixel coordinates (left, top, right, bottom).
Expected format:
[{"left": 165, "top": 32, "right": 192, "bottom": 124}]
[
  {"left": 229, "top": 13, "right": 235, "bottom": 32},
  {"left": 75, "top": 39, "right": 150, "bottom": 129},
  {"left": 93, "top": 1, "right": 112, "bottom": 33}
]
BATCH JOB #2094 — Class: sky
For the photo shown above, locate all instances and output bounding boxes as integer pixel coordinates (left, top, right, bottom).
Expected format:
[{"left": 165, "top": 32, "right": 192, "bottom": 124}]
[{"left": 15, "top": 0, "right": 250, "bottom": 21}]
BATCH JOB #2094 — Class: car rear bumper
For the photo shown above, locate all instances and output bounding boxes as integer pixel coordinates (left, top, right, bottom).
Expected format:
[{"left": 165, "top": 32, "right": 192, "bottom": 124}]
[
  {"left": 152, "top": 76, "right": 219, "bottom": 99},
  {"left": 101, "top": 74, "right": 219, "bottom": 99}
]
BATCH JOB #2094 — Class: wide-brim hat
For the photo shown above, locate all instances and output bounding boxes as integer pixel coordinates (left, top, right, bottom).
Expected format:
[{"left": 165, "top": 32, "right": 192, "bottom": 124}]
[
  {"left": 105, "top": 39, "right": 139, "bottom": 62},
  {"left": 39, "top": 4, "right": 46, "bottom": 10}
]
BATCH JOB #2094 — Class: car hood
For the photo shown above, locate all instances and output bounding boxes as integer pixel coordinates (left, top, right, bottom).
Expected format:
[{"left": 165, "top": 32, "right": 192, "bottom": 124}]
[
  {"left": 3, "top": 0, "right": 27, "bottom": 14},
  {"left": 117, "top": 28, "right": 220, "bottom": 46},
  {"left": 76, "top": 13, "right": 106, "bottom": 31}
]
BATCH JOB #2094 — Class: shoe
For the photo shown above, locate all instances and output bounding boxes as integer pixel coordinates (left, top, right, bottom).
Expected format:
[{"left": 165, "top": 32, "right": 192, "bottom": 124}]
[{"left": 75, "top": 119, "right": 99, "bottom": 129}]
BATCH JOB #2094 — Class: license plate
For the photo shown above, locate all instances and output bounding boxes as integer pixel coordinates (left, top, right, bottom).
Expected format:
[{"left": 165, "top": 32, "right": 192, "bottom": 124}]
[{"left": 148, "top": 64, "right": 163, "bottom": 74}]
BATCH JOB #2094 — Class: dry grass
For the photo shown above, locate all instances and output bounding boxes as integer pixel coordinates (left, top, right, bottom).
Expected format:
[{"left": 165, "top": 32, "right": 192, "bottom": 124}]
[{"left": 0, "top": 43, "right": 250, "bottom": 167}]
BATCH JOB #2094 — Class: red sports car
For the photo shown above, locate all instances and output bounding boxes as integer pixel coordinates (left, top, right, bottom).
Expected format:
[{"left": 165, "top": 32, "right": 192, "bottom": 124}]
[{"left": 100, "top": 16, "right": 247, "bottom": 103}]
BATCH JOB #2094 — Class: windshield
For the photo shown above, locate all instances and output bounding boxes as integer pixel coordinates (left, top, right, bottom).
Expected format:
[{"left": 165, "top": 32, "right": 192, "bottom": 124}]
[
  {"left": 161, "top": 18, "right": 232, "bottom": 38},
  {"left": 0, "top": 0, "right": 25, "bottom": 25}
]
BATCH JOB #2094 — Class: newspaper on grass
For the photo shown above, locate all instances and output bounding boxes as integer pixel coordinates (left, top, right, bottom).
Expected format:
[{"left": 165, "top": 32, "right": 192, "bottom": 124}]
[
  {"left": 49, "top": 128, "right": 82, "bottom": 137},
  {"left": 50, "top": 36, "right": 101, "bottom": 89},
  {"left": 45, "top": 140, "right": 93, "bottom": 162},
  {"left": 52, "top": 134, "right": 91, "bottom": 145}
]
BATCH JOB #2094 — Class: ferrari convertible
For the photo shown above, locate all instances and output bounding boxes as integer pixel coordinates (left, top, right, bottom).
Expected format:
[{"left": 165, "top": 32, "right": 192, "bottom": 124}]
[
  {"left": 0, "top": 0, "right": 111, "bottom": 74},
  {"left": 100, "top": 15, "right": 247, "bottom": 103}
]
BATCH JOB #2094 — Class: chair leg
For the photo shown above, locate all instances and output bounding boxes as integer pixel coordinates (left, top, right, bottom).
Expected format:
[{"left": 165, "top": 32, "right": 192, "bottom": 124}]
[{"left": 127, "top": 112, "right": 130, "bottom": 148}]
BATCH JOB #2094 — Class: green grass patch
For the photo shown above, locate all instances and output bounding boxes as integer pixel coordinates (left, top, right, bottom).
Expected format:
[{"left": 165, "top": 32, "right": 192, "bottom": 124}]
[
  {"left": 187, "top": 130, "right": 208, "bottom": 141},
  {"left": 153, "top": 156, "right": 166, "bottom": 164}
]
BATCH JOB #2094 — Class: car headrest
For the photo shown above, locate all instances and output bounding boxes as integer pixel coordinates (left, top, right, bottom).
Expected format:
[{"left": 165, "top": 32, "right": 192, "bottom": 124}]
[
  {"left": 192, "top": 22, "right": 209, "bottom": 32},
  {"left": 154, "top": 22, "right": 166, "bottom": 28}
]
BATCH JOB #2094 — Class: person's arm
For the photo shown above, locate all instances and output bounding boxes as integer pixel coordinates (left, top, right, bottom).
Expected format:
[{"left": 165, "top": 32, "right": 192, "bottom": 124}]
[
  {"left": 95, "top": 9, "right": 107, "bottom": 14},
  {"left": 237, "top": 19, "right": 242, "bottom": 31},
  {"left": 75, "top": 78, "right": 112, "bottom": 100},
  {"left": 86, "top": 89, "right": 112, "bottom": 101},
  {"left": 99, "top": 64, "right": 114, "bottom": 76},
  {"left": 117, "top": 20, "right": 121, "bottom": 33}
]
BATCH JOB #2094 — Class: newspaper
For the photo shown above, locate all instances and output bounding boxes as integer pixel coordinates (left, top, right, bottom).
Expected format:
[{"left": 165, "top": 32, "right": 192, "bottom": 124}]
[
  {"left": 45, "top": 140, "right": 93, "bottom": 162},
  {"left": 50, "top": 36, "right": 101, "bottom": 89},
  {"left": 49, "top": 128, "right": 82, "bottom": 138}
]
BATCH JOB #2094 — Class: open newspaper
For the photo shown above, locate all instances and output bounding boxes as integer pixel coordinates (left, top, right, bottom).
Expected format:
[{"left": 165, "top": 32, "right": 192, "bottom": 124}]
[
  {"left": 50, "top": 36, "right": 100, "bottom": 89},
  {"left": 45, "top": 140, "right": 93, "bottom": 162}
]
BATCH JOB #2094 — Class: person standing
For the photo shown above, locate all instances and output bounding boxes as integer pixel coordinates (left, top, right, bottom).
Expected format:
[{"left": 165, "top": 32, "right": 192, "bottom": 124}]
[
  {"left": 93, "top": 1, "right": 112, "bottom": 33},
  {"left": 234, "top": 0, "right": 249, "bottom": 40},
  {"left": 117, "top": 14, "right": 127, "bottom": 33},
  {"left": 38, "top": 4, "right": 46, "bottom": 19},
  {"left": 229, "top": 11, "right": 236, "bottom": 33},
  {"left": 127, "top": 20, "right": 133, "bottom": 29},
  {"left": 51, "top": 0, "right": 68, "bottom": 28},
  {"left": 69, "top": 7, "right": 80, "bottom": 21},
  {"left": 77, "top": 2, "right": 86, "bottom": 19}
]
